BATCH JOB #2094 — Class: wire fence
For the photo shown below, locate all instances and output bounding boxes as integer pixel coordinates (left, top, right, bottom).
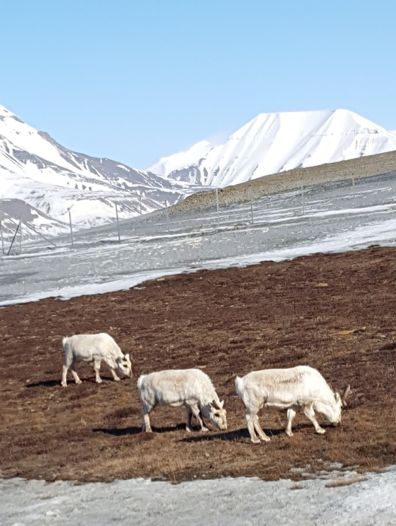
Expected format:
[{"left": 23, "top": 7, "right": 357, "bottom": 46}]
[{"left": 1, "top": 172, "right": 396, "bottom": 258}]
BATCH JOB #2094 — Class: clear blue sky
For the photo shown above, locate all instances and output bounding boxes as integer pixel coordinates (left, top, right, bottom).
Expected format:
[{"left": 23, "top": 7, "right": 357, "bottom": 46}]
[{"left": 1, "top": 0, "right": 395, "bottom": 168}]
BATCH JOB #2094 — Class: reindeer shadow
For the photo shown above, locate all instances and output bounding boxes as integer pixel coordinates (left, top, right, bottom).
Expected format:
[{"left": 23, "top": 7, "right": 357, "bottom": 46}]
[
  {"left": 93, "top": 423, "right": 187, "bottom": 437},
  {"left": 180, "top": 428, "right": 250, "bottom": 443},
  {"left": 93, "top": 426, "right": 142, "bottom": 436},
  {"left": 180, "top": 426, "right": 285, "bottom": 443},
  {"left": 26, "top": 379, "right": 61, "bottom": 388},
  {"left": 26, "top": 377, "right": 117, "bottom": 388}
]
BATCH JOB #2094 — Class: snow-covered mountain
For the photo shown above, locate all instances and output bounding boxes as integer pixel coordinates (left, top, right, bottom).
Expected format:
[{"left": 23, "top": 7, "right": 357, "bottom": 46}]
[
  {"left": 3, "top": 104, "right": 396, "bottom": 241},
  {"left": 148, "top": 109, "right": 396, "bottom": 187},
  {"left": 0, "top": 105, "right": 185, "bottom": 236}
]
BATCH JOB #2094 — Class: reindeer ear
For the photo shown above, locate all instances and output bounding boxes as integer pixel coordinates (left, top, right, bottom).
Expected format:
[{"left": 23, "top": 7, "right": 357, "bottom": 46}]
[
  {"left": 219, "top": 400, "right": 224, "bottom": 409},
  {"left": 125, "top": 353, "right": 130, "bottom": 359}
]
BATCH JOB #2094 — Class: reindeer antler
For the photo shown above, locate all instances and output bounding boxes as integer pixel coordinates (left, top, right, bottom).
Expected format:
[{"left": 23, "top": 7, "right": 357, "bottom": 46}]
[
  {"left": 342, "top": 384, "right": 351, "bottom": 406},
  {"left": 211, "top": 399, "right": 222, "bottom": 410}
]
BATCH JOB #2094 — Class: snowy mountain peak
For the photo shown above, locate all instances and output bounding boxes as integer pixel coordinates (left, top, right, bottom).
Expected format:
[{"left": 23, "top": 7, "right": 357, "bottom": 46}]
[
  {"left": 148, "top": 139, "right": 213, "bottom": 178},
  {"left": 150, "top": 109, "right": 396, "bottom": 187}
]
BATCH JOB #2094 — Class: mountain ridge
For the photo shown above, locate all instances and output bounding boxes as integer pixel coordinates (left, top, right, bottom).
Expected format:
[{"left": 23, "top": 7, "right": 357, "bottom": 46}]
[
  {"left": 148, "top": 109, "right": 396, "bottom": 187},
  {"left": 0, "top": 105, "right": 185, "bottom": 236}
]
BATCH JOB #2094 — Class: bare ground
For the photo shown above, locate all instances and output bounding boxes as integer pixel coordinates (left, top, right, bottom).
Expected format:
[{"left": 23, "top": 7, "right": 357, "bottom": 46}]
[{"left": 0, "top": 246, "right": 395, "bottom": 482}]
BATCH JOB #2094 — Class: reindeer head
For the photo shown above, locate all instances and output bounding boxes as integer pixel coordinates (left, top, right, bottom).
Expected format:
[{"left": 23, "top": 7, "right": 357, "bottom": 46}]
[
  {"left": 116, "top": 353, "right": 132, "bottom": 378},
  {"left": 206, "top": 399, "right": 227, "bottom": 430},
  {"left": 329, "top": 384, "right": 351, "bottom": 425}
]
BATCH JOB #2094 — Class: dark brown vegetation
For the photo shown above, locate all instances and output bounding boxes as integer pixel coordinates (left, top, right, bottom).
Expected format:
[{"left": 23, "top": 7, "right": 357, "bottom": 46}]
[{"left": 0, "top": 246, "right": 395, "bottom": 482}]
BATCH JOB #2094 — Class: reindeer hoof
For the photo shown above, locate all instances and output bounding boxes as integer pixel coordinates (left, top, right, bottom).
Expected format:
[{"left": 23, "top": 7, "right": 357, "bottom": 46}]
[{"left": 316, "top": 427, "right": 326, "bottom": 434}]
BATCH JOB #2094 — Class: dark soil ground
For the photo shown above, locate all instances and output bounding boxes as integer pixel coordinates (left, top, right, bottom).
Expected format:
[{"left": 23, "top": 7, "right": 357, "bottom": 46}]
[{"left": 0, "top": 246, "right": 395, "bottom": 482}]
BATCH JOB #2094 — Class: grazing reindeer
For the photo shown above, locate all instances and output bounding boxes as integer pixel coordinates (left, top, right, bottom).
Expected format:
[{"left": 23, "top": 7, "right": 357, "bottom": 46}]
[
  {"left": 137, "top": 368, "right": 227, "bottom": 432},
  {"left": 61, "top": 333, "right": 132, "bottom": 386},
  {"left": 235, "top": 365, "right": 350, "bottom": 443}
]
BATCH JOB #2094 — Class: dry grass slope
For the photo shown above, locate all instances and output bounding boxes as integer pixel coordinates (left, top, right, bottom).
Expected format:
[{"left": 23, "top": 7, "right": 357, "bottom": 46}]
[
  {"left": 0, "top": 246, "right": 395, "bottom": 482},
  {"left": 173, "top": 150, "right": 396, "bottom": 213}
]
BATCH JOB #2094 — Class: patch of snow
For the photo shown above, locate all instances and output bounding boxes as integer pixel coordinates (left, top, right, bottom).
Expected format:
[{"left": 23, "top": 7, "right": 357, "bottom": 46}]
[
  {"left": 0, "top": 467, "right": 395, "bottom": 525},
  {"left": 0, "top": 267, "right": 188, "bottom": 307}
]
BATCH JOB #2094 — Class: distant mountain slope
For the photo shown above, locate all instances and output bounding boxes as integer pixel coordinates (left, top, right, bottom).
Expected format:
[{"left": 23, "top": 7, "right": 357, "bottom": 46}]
[
  {"left": 0, "top": 105, "right": 185, "bottom": 235},
  {"left": 149, "top": 109, "right": 396, "bottom": 187}
]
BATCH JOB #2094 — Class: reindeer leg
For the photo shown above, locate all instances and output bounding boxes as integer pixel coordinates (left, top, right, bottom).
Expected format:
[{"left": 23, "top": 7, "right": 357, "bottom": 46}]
[
  {"left": 286, "top": 408, "right": 296, "bottom": 437},
  {"left": 246, "top": 413, "right": 261, "bottom": 444},
  {"left": 61, "top": 364, "right": 69, "bottom": 387},
  {"left": 93, "top": 359, "right": 102, "bottom": 384},
  {"left": 253, "top": 415, "right": 271, "bottom": 442},
  {"left": 185, "top": 406, "right": 193, "bottom": 432},
  {"left": 69, "top": 359, "right": 82, "bottom": 385},
  {"left": 142, "top": 403, "right": 153, "bottom": 433},
  {"left": 304, "top": 404, "right": 325, "bottom": 434},
  {"left": 191, "top": 404, "right": 208, "bottom": 432}
]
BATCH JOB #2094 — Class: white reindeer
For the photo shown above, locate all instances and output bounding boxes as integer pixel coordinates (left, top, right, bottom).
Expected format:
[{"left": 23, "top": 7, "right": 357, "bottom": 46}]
[
  {"left": 137, "top": 368, "right": 227, "bottom": 433},
  {"left": 235, "top": 365, "right": 350, "bottom": 443},
  {"left": 61, "top": 333, "right": 132, "bottom": 387}
]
